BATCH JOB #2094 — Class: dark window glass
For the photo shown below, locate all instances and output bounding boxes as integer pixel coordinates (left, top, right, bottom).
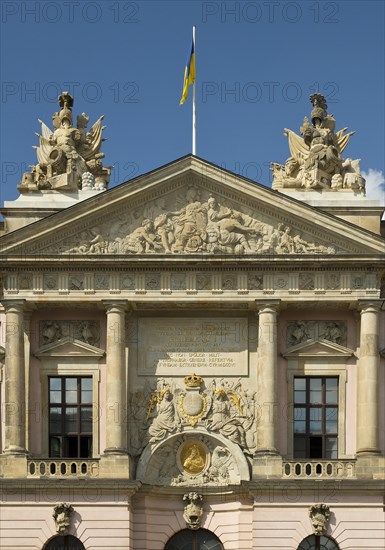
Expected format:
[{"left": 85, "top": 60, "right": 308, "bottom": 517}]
[
  {"left": 49, "top": 377, "right": 92, "bottom": 459},
  {"left": 294, "top": 377, "right": 338, "bottom": 459},
  {"left": 297, "top": 534, "right": 340, "bottom": 550},
  {"left": 164, "top": 529, "right": 224, "bottom": 550},
  {"left": 44, "top": 535, "right": 85, "bottom": 550}
]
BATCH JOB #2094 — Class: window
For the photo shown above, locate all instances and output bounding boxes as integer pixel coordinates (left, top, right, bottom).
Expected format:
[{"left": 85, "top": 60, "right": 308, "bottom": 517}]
[
  {"left": 165, "top": 529, "right": 224, "bottom": 550},
  {"left": 294, "top": 377, "right": 338, "bottom": 459},
  {"left": 44, "top": 535, "right": 85, "bottom": 550},
  {"left": 297, "top": 534, "right": 340, "bottom": 550},
  {"left": 49, "top": 377, "right": 93, "bottom": 458}
]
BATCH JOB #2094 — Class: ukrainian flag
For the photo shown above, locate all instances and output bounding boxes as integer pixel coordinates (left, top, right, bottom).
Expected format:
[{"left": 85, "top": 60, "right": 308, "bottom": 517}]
[{"left": 180, "top": 33, "right": 196, "bottom": 105}]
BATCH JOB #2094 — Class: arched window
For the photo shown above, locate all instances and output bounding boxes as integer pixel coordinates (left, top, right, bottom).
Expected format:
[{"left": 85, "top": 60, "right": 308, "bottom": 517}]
[
  {"left": 298, "top": 535, "right": 340, "bottom": 550},
  {"left": 43, "top": 535, "right": 85, "bottom": 550},
  {"left": 165, "top": 528, "right": 224, "bottom": 550}
]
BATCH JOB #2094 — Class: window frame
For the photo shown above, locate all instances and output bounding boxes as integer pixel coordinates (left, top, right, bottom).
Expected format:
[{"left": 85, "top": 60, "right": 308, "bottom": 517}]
[
  {"left": 40, "top": 363, "right": 100, "bottom": 458},
  {"left": 287, "top": 358, "right": 349, "bottom": 459},
  {"left": 49, "top": 376, "right": 93, "bottom": 459},
  {"left": 293, "top": 376, "right": 338, "bottom": 459}
]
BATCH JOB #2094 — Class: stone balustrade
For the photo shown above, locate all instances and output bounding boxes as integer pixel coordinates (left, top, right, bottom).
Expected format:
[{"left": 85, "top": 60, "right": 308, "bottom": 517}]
[
  {"left": 283, "top": 460, "right": 356, "bottom": 479},
  {"left": 27, "top": 459, "right": 99, "bottom": 478}
]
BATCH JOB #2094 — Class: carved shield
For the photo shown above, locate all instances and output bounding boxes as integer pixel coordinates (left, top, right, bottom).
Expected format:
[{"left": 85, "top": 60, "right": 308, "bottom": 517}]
[{"left": 179, "top": 388, "right": 207, "bottom": 426}]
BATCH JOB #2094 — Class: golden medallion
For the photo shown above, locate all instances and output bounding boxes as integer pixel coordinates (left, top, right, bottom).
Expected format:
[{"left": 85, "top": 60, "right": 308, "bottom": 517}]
[{"left": 180, "top": 441, "right": 207, "bottom": 475}]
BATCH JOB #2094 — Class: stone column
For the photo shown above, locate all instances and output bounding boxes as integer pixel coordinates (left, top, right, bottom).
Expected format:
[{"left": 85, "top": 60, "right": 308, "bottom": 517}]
[
  {"left": 103, "top": 301, "right": 128, "bottom": 454},
  {"left": 3, "top": 300, "right": 27, "bottom": 454},
  {"left": 255, "top": 300, "right": 280, "bottom": 455},
  {"left": 356, "top": 301, "right": 381, "bottom": 455}
]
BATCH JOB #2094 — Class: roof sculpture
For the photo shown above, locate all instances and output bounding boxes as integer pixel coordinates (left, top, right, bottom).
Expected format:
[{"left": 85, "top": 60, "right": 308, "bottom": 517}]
[
  {"left": 272, "top": 93, "right": 365, "bottom": 193},
  {"left": 18, "top": 92, "right": 111, "bottom": 194}
]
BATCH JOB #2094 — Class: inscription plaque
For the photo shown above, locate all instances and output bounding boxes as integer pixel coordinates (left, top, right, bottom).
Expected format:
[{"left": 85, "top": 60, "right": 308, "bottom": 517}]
[{"left": 138, "top": 318, "right": 248, "bottom": 376}]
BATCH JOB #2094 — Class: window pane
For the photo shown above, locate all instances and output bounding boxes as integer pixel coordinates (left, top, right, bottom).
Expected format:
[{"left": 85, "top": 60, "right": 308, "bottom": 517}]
[
  {"left": 49, "top": 407, "right": 61, "bottom": 432},
  {"left": 294, "top": 378, "right": 306, "bottom": 391},
  {"left": 326, "top": 378, "right": 338, "bottom": 404},
  {"left": 309, "top": 408, "right": 322, "bottom": 433},
  {"left": 80, "top": 436, "right": 92, "bottom": 458},
  {"left": 294, "top": 437, "right": 306, "bottom": 458},
  {"left": 310, "top": 378, "right": 322, "bottom": 390},
  {"left": 294, "top": 407, "right": 306, "bottom": 433},
  {"left": 81, "top": 378, "right": 92, "bottom": 403},
  {"left": 295, "top": 390, "right": 306, "bottom": 404},
  {"left": 325, "top": 437, "right": 338, "bottom": 459},
  {"left": 65, "top": 378, "right": 78, "bottom": 404},
  {"left": 50, "top": 378, "right": 61, "bottom": 391},
  {"left": 50, "top": 390, "right": 62, "bottom": 404},
  {"left": 81, "top": 407, "right": 93, "bottom": 432},
  {"left": 49, "top": 436, "right": 62, "bottom": 458},
  {"left": 81, "top": 378, "right": 92, "bottom": 391},
  {"left": 65, "top": 407, "right": 77, "bottom": 432},
  {"left": 310, "top": 378, "right": 322, "bottom": 404}
]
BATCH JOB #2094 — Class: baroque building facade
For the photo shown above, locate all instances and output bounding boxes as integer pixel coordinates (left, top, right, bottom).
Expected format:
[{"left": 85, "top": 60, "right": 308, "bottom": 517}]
[{"left": 0, "top": 94, "right": 384, "bottom": 549}]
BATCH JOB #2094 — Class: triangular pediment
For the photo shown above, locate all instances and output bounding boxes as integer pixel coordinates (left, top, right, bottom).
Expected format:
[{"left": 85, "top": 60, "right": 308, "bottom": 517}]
[
  {"left": 1, "top": 156, "right": 384, "bottom": 258},
  {"left": 283, "top": 338, "right": 355, "bottom": 357},
  {"left": 35, "top": 337, "right": 105, "bottom": 358}
]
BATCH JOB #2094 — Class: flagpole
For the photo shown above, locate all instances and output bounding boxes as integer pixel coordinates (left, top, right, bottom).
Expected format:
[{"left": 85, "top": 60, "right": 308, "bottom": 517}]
[{"left": 192, "top": 25, "right": 196, "bottom": 155}]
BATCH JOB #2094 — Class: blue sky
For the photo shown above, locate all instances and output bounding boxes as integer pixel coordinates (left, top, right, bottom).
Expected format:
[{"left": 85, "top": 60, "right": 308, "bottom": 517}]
[{"left": 1, "top": 0, "right": 384, "bottom": 206}]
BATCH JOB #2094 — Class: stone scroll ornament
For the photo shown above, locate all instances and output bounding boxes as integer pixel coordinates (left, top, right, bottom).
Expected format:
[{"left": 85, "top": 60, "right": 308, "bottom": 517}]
[
  {"left": 51, "top": 186, "right": 336, "bottom": 256},
  {"left": 272, "top": 93, "right": 366, "bottom": 193},
  {"left": 309, "top": 503, "right": 330, "bottom": 535},
  {"left": 18, "top": 91, "right": 110, "bottom": 194},
  {"left": 183, "top": 492, "right": 203, "bottom": 530},
  {"left": 53, "top": 503, "right": 74, "bottom": 536}
]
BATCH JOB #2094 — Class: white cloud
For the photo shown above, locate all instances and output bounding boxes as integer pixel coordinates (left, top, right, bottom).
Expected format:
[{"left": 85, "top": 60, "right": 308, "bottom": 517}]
[{"left": 362, "top": 168, "right": 385, "bottom": 204}]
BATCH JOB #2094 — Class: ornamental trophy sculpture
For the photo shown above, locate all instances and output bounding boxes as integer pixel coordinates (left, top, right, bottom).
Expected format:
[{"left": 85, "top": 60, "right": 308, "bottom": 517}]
[
  {"left": 271, "top": 93, "right": 365, "bottom": 193},
  {"left": 18, "top": 92, "right": 111, "bottom": 194}
]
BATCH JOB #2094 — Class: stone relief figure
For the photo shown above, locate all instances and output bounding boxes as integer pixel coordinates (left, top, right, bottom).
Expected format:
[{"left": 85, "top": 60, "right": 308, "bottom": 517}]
[
  {"left": 52, "top": 188, "right": 336, "bottom": 256},
  {"left": 134, "top": 376, "right": 257, "bottom": 457},
  {"left": 18, "top": 92, "right": 110, "bottom": 194},
  {"left": 147, "top": 382, "right": 178, "bottom": 443},
  {"left": 272, "top": 94, "right": 365, "bottom": 193},
  {"left": 287, "top": 320, "right": 347, "bottom": 347},
  {"left": 206, "top": 388, "right": 247, "bottom": 448},
  {"left": 205, "top": 446, "right": 231, "bottom": 483},
  {"left": 42, "top": 320, "right": 62, "bottom": 344},
  {"left": 288, "top": 320, "right": 311, "bottom": 346},
  {"left": 321, "top": 322, "right": 343, "bottom": 344},
  {"left": 39, "top": 320, "right": 100, "bottom": 347}
]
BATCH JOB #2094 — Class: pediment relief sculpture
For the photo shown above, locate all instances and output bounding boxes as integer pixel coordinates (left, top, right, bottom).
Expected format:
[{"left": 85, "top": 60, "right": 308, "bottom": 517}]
[
  {"left": 42, "top": 187, "right": 336, "bottom": 256},
  {"left": 287, "top": 320, "right": 347, "bottom": 347},
  {"left": 272, "top": 93, "right": 365, "bottom": 193},
  {"left": 129, "top": 375, "right": 258, "bottom": 457},
  {"left": 18, "top": 91, "right": 110, "bottom": 194},
  {"left": 39, "top": 320, "right": 100, "bottom": 347}
]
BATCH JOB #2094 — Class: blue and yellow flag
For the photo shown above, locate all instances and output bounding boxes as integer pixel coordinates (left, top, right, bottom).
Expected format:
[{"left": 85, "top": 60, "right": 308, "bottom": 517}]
[{"left": 180, "top": 33, "right": 196, "bottom": 105}]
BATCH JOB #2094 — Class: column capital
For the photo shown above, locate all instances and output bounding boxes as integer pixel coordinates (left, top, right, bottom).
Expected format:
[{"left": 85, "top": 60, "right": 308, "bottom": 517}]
[
  {"left": 103, "top": 300, "right": 129, "bottom": 314},
  {"left": 1, "top": 299, "right": 26, "bottom": 313},
  {"left": 255, "top": 300, "right": 281, "bottom": 315},
  {"left": 357, "top": 299, "right": 383, "bottom": 314}
]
